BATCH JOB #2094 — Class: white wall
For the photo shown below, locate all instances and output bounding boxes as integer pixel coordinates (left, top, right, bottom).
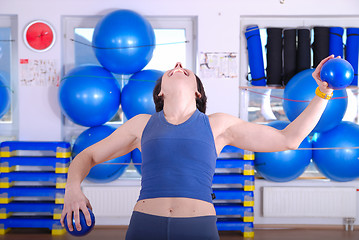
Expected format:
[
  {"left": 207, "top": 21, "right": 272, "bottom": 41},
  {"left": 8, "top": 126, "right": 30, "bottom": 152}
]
[
  {"left": 2, "top": 0, "right": 358, "bottom": 140},
  {"left": 1, "top": 0, "right": 359, "bottom": 226}
]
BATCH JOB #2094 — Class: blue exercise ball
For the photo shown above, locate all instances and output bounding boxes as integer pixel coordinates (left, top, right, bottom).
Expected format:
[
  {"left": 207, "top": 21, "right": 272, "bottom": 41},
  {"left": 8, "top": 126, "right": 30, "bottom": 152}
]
[
  {"left": 121, "top": 69, "right": 163, "bottom": 120},
  {"left": 220, "top": 145, "right": 244, "bottom": 158},
  {"left": 221, "top": 145, "right": 243, "bottom": 153},
  {"left": 92, "top": 9, "right": 155, "bottom": 74},
  {"left": 131, "top": 148, "right": 142, "bottom": 174},
  {"left": 59, "top": 65, "right": 120, "bottom": 127},
  {"left": 64, "top": 208, "right": 95, "bottom": 236},
  {"left": 312, "top": 121, "right": 359, "bottom": 182},
  {"left": 0, "top": 74, "right": 10, "bottom": 119},
  {"left": 320, "top": 58, "right": 354, "bottom": 90},
  {"left": 283, "top": 69, "right": 348, "bottom": 133},
  {"left": 254, "top": 121, "right": 312, "bottom": 182},
  {"left": 72, "top": 125, "right": 131, "bottom": 183}
]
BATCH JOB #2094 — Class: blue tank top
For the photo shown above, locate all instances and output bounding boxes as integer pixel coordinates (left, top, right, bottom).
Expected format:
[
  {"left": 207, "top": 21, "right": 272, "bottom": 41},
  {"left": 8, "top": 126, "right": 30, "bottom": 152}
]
[{"left": 138, "top": 109, "right": 218, "bottom": 203}]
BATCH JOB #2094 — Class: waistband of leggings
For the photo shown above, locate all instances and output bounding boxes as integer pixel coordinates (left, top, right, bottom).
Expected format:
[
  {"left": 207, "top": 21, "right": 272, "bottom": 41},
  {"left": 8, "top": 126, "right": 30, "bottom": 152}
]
[{"left": 132, "top": 211, "right": 217, "bottom": 220}]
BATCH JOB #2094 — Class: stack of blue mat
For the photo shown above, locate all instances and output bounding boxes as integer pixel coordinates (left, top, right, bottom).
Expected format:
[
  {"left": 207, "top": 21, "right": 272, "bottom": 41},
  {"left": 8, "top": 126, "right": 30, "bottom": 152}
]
[
  {"left": 0, "top": 141, "right": 71, "bottom": 235},
  {"left": 213, "top": 145, "right": 255, "bottom": 238}
]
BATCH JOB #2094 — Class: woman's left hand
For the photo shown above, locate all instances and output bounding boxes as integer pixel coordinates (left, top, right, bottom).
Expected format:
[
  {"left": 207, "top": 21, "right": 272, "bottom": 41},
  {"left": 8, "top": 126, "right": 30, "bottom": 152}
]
[{"left": 312, "top": 55, "right": 336, "bottom": 95}]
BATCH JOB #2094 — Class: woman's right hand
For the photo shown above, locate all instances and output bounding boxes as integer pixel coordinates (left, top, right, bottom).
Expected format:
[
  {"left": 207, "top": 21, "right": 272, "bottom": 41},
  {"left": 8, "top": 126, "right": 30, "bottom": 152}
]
[
  {"left": 60, "top": 185, "right": 93, "bottom": 231},
  {"left": 312, "top": 55, "right": 335, "bottom": 95}
]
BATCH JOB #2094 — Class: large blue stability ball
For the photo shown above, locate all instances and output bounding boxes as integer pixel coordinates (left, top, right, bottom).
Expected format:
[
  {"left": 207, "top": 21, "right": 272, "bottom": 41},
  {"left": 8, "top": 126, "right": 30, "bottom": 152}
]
[
  {"left": 312, "top": 121, "right": 359, "bottom": 182},
  {"left": 64, "top": 208, "right": 95, "bottom": 236},
  {"left": 0, "top": 74, "right": 10, "bottom": 119},
  {"left": 320, "top": 58, "right": 354, "bottom": 89},
  {"left": 131, "top": 148, "right": 142, "bottom": 174},
  {"left": 254, "top": 121, "right": 312, "bottom": 182},
  {"left": 121, "top": 69, "right": 163, "bottom": 120},
  {"left": 59, "top": 65, "right": 120, "bottom": 127},
  {"left": 220, "top": 145, "right": 244, "bottom": 158},
  {"left": 72, "top": 125, "right": 131, "bottom": 183},
  {"left": 283, "top": 69, "right": 348, "bottom": 133},
  {"left": 92, "top": 9, "right": 155, "bottom": 74}
]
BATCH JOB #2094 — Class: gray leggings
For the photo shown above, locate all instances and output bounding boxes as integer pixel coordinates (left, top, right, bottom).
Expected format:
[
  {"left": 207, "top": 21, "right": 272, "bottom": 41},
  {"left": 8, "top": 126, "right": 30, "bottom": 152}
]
[{"left": 125, "top": 211, "right": 220, "bottom": 240}]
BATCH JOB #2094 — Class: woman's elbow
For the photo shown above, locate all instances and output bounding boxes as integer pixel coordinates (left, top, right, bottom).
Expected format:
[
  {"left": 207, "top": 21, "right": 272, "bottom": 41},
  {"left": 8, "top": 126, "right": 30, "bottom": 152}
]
[
  {"left": 281, "top": 131, "right": 301, "bottom": 150},
  {"left": 285, "top": 141, "right": 300, "bottom": 151},
  {"left": 74, "top": 148, "right": 96, "bottom": 167}
]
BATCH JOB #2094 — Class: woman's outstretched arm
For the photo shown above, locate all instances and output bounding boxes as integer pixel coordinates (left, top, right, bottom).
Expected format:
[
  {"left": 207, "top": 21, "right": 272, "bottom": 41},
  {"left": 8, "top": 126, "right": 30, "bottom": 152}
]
[
  {"left": 60, "top": 114, "right": 150, "bottom": 231},
  {"left": 211, "top": 55, "right": 335, "bottom": 153}
]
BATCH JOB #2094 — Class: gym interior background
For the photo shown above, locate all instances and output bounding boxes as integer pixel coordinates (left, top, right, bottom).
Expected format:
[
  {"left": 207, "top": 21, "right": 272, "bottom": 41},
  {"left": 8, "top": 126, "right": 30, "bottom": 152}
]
[{"left": 0, "top": 0, "right": 359, "bottom": 238}]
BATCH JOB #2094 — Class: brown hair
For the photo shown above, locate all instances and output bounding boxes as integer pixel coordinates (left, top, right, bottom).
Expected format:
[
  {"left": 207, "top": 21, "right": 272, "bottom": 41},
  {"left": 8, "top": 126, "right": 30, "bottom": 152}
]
[{"left": 153, "top": 74, "right": 207, "bottom": 113}]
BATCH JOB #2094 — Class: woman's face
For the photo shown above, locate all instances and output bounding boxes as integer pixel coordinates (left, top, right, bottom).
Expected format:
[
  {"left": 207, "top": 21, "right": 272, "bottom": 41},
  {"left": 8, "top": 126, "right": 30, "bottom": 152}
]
[{"left": 160, "top": 62, "right": 198, "bottom": 97}]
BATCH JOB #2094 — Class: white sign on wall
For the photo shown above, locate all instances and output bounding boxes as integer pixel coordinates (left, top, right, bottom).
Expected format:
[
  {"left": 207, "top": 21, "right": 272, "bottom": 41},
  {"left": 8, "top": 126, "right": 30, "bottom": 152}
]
[
  {"left": 20, "top": 59, "right": 59, "bottom": 87},
  {"left": 199, "top": 52, "right": 238, "bottom": 79}
]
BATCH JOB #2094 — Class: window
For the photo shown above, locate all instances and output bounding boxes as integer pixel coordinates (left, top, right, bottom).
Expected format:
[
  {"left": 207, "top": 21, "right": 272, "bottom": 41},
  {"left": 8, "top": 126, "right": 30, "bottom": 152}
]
[
  {"left": 62, "top": 15, "right": 196, "bottom": 180},
  {"left": 62, "top": 16, "right": 196, "bottom": 179},
  {"left": 74, "top": 28, "right": 188, "bottom": 72},
  {"left": 240, "top": 16, "right": 359, "bottom": 179},
  {"left": 62, "top": 15, "right": 196, "bottom": 142},
  {"left": 240, "top": 16, "right": 359, "bottom": 124},
  {"left": 0, "top": 15, "right": 18, "bottom": 140}
]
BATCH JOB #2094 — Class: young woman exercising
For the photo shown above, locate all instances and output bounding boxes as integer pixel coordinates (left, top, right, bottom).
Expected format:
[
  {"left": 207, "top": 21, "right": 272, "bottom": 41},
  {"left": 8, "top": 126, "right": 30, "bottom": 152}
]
[{"left": 61, "top": 55, "right": 335, "bottom": 239}]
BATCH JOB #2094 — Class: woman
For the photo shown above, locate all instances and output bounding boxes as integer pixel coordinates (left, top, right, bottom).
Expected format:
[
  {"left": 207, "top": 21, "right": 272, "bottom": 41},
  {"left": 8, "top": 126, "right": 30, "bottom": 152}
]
[{"left": 61, "top": 56, "right": 335, "bottom": 239}]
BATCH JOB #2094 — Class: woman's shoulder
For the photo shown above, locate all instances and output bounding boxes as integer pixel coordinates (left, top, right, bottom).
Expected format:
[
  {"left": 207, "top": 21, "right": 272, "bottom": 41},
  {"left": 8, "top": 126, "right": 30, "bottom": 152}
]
[
  {"left": 123, "top": 114, "right": 152, "bottom": 132},
  {"left": 207, "top": 113, "right": 247, "bottom": 148},
  {"left": 208, "top": 112, "right": 240, "bottom": 134},
  {"left": 134, "top": 113, "right": 152, "bottom": 121},
  {"left": 208, "top": 112, "right": 247, "bottom": 132},
  {"left": 208, "top": 112, "right": 238, "bottom": 123},
  {"left": 128, "top": 113, "right": 152, "bottom": 126}
]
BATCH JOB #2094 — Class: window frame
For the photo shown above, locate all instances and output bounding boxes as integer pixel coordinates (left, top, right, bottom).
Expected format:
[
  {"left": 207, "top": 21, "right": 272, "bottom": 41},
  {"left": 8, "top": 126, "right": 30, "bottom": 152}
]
[
  {"left": 61, "top": 15, "right": 197, "bottom": 142},
  {"left": 239, "top": 16, "right": 359, "bottom": 122},
  {"left": 0, "top": 15, "right": 18, "bottom": 140},
  {"left": 239, "top": 16, "right": 359, "bottom": 178}
]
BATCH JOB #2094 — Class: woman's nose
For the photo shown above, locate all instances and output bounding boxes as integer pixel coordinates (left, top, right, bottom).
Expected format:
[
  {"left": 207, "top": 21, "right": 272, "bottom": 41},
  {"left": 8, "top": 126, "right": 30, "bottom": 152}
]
[{"left": 174, "top": 62, "right": 183, "bottom": 69}]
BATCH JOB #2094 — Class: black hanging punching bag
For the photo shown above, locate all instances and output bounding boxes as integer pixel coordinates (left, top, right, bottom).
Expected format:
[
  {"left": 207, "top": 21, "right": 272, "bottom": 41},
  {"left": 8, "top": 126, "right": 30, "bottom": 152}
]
[
  {"left": 313, "top": 27, "right": 329, "bottom": 68},
  {"left": 283, "top": 29, "right": 297, "bottom": 85},
  {"left": 297, "top": 28, "right": 311, "bottom": 73},
  {"left": 266, "top": 28, "right": 283, "bottom": 86}
]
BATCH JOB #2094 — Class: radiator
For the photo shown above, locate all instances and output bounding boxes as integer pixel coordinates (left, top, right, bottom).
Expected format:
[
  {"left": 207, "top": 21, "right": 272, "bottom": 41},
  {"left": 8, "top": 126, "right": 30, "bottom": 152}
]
[
  {"left": 263, "top": 187, "right": 357, "bottom": 218},
  {"left": 82, "top": 186, "right": 140, "bottom": 217}
]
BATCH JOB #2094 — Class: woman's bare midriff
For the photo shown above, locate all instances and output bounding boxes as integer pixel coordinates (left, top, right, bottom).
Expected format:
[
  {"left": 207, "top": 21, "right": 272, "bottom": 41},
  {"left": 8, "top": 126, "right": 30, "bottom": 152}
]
[{"left": 133, "top": 197, "right": 216, "bottom": 218}]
